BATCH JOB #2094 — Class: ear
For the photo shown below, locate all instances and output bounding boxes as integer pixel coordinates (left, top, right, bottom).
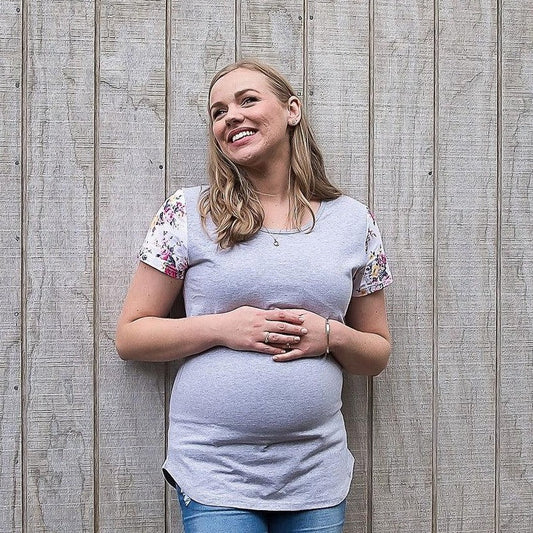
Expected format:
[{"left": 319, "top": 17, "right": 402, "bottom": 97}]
[{"left": 287, "top": 96, "right": 301, "bottom": 126}]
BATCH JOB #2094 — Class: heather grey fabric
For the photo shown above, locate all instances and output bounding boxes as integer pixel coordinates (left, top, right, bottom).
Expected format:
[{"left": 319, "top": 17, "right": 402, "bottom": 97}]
[{"left": 140, "top": 186, "right": 392, "bottom": 511}]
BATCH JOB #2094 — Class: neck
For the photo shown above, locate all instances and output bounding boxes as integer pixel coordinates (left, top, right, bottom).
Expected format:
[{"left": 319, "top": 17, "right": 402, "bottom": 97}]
[
  {"left": 252, "top": 187, "right": 277, "bottom": 197},
  {"left": 244, "top": 152, "right": 291, "bottom": 201},
  {"left": 248, "top": 171, "right": 291, "bottom": 202}
]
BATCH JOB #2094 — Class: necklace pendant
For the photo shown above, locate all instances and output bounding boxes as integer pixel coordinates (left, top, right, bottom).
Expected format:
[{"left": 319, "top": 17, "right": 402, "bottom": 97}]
[{"left": 273, "top": 238, "right": 279, "bottom": 246}]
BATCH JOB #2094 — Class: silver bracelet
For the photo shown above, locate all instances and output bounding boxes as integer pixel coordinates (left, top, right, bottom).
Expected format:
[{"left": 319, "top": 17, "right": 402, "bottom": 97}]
[{"left": 325, "top": 318, "right": 331, "bottom": 355}]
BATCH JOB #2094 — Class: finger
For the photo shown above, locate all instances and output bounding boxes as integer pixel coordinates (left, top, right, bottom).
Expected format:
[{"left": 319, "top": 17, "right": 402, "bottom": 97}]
[
  {"left": 266, "top": 308, "right": 305, "bottom": 324},
  {"left": 272, "top": 349, "right": 305, "bottom": 362},
  {"left": 254, "top": 343, "right": 286, "bottom": 356},
  {"left": 266, "top": 321, "right": 308, "bottom": 337},
  {"left": 263, "top": 332, "right": 302, "bottom": 345}
]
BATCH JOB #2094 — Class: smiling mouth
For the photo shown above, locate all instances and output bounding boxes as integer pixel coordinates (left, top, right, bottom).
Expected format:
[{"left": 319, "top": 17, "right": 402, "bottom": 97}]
[{"left": 230, "top": 130, "right": 256, "bottom": 143}]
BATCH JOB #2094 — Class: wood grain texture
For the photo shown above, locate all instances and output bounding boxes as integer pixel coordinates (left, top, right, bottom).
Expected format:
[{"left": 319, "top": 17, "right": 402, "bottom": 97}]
[
  {"left": 169, "top": 0, "right": 235, "bottom": 190},
  {"left": 0, "top": 1, "right": 22, "bottom": 531},
  {"left": 1, "top": 1, "right": 532, "bottom": 531},
  {"left": 24, "top": 1, "right": 95, "bottom": 530},
  {"left": 372, "top": 1, "right": 435, "bottom": 531},
  {"left": 499, "top": 1, "right": 533, "bottom": 530},
  {"left": 437, "top": 1, "right": 498, "bottom": 531},
  {"left": 98, "top": 1, "right": 167, "bottom": 531},
  {"left": 307, "top": 0, "right": 369, "bottom": 200},
  {"left": 239, "top": 0, "right": 304, "bottom": 93},
  {"left": 306, "top": 1, "right": 370, "bottom": 529}
]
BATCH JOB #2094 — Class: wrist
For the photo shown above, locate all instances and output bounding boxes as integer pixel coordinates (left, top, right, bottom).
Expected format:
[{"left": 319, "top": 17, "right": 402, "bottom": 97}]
[
  {"left": 211, "top": 312, "right": 230, "bottom": 346},
  {"left": 326, "top": 318, "right": 345, "bottom": 354},
  {"left": 325, "top": 318, "right": 331, "bottom": 355}
]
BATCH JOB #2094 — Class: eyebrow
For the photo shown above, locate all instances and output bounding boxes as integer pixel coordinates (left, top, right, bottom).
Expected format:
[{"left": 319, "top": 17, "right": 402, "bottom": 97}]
[{"left": 209, "top": 88, "right": 260, "bottom": 112}]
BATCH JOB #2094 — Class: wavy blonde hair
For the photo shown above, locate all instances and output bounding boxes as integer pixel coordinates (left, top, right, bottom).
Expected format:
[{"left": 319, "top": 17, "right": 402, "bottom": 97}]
[{"left": 199, "top": 59, "right": 342, "bottom": 248}]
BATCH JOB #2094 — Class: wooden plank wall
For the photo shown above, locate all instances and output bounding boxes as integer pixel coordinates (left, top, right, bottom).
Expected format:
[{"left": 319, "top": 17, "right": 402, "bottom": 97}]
[{"left": 0, "top": 0, "right": 531, "bottom": 531}]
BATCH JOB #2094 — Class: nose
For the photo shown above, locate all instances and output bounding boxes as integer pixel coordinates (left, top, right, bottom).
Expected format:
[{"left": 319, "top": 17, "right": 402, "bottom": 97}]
[{"left": 225, "top": 105, "right": 244, "bottom": 126}]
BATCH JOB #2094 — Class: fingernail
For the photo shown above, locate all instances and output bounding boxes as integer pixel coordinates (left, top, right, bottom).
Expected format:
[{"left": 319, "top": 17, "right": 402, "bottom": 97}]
[
  {"left": 301, "top": 328, "right": 308, "bottom": 334},
  {"left": 273, "top": 356, "right": 280, "bottom": 361}
]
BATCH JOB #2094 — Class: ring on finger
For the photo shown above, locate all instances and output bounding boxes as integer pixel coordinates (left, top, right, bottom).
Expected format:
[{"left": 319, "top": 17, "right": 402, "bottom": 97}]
[{"left": 264, "top": 332, "right": 271, "bottom": 344}]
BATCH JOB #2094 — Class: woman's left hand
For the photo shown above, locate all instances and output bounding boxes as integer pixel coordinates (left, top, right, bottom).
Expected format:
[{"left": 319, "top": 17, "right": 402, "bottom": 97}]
[
  {"left": 269, "top": 291, "right": 391, "bottom": 375},
  {"left": 270, "top": 309, "right": 328, "bottom": 362}
]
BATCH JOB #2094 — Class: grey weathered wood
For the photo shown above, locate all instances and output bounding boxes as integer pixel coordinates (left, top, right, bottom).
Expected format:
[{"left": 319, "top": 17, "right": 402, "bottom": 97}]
[
  {"left": 169, "top": 0, "right": 235, "bottom": 190},
  {"left": 307, "top": 0, "right": 369, "bottom": 200},
  {"left": 1, "top": 1, "right": 533, "bottom": 531},
  {"left": 307, "top": 1, "right": 370, "bottom": 529},
  {"left": 98, "top": 1, "right": 167, "bottom": 531},
  {"left": 499, "top": 1, "right": 533, "bottom": 531},
  {"left": 372, "top": 1, "right": 435, "bottom": 531},
  {"left": 0, "top": 1, "right": 22, "bottom": 531},
  {"left": 437, "top": 1, "right": 498, "bottom": 531},
  {"left": 167, "top": 1, "right": 235, "bottom": 530},
  {"left": 24, "top": 1, "right": 95, "bottom": 530},
  {"left": 239, "top": 0, "right": 304, "bottom": 94}
]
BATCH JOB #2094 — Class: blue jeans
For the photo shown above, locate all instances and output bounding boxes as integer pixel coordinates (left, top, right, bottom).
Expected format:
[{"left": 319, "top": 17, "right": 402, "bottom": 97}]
[{"left": 176, "top": 488, "right": 346, "bottom": 533}]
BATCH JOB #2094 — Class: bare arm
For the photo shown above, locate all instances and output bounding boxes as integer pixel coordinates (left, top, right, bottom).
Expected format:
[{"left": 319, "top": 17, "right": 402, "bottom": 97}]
[
  {"left": 115, "top": 262, "right": 308, "bottom": 362},
  {"left": 329, "top": 290, "right": 391, "bottom": 375},
  {"left": 271, "top": 290, "right": 391, "bottom": 375}
]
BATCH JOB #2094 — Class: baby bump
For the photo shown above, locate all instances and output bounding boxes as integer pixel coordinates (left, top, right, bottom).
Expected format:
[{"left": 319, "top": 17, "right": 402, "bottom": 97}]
[{"left": 170, "top": 348, "right": 344, "bottom": 439}]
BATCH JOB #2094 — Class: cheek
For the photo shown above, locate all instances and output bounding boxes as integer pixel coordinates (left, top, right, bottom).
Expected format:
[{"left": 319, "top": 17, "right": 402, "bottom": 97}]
[{"left": 212, "top": 123, "right": 225, "bottom": 144}]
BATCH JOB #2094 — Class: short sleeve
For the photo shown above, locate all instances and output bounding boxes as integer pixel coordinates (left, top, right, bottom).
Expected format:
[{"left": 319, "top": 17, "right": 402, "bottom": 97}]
[
  {"left": 138, "top": 189, "right": 188, "bottom": 279},
  {"left": 352, "top": 209, "right": 393, "bottom": 297}
]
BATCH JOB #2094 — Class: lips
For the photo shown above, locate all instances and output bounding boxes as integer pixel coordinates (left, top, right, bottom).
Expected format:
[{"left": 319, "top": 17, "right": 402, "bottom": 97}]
[{"left": 228, "top": 128, "right": 257, "bottom": 143}]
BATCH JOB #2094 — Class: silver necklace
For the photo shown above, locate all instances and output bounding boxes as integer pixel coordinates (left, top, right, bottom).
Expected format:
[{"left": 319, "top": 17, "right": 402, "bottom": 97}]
[{"left": 262, "top": 226, "right": 280, "bottom": 246}]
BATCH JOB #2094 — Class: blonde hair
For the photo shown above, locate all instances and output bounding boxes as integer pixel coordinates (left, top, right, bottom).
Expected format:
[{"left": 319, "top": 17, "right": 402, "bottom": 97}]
[{"left": 199, "top": 59, "right": 342, "bottom": 248}]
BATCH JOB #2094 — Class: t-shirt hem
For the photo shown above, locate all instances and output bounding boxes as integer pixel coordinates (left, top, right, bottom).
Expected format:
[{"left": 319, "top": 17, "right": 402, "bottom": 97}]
[
  {"left": 139, "top": 255, "right": 183, "bottom": 279},
  {"left": 162, "top": 462, "right": 352, "bottom": 512},
  {"left": 353, "top": 275, "right": 393, "bottom": 297}
]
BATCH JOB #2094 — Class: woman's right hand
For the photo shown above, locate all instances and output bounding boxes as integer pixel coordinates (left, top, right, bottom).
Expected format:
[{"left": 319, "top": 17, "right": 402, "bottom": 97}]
[
  {"left": 218, "top": 306, "right": 308, "bottom": 356},
  {"left": 116, "top": 263, "right": 308, "bottom": 361}
]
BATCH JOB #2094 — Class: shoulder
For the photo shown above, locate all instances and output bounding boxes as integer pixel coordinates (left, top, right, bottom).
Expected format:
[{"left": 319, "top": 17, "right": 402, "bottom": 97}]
[
  {"left": 324, "top": 194, "right": 370, "bottom": 222},
  {"left": 170, "top": 185, "right": 205, "bottom": 202},
  {"left": 162, "top": 185, "right": 208, "bottom": 212},
  {"left": 337, "top": 194, "right": 367, "bottom": 211}
]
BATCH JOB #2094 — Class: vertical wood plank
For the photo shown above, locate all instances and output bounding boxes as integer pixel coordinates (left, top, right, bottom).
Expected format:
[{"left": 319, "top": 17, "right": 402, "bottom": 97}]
[
  {"left": 0, "top": 1, "right": 22, "bottom": 531},
  {"left": 239, "top": 0, "right": 304, "bottom": 92},
  {"left": 167, "top": 2, "right": 235, "bottom": 530},
  {"left": 98, "top": 1, "right": 167, "bottom": 530},
  {"left": 372, "top": 0, "right": 435, "bottom": 531},
  {"left": 24, "top": 1, "right": 95, "bottom": 530},
  {"left": 306, "top": 2, "right": 370, "bottom": 529},
  {"left": 169, "top": 0, "right": 235, "bottom": 189},
  {"left": 437, "top": 1, "right": 497, "bottom": 531},
  {"left": 499, "top": 1, "right": 533, "bottom": 530},
  {"left": 307, "top": 0, "right": 369, "bottom": 199},
  {"left": 0, "top": 1, "right": 530, "bottom": 531}
]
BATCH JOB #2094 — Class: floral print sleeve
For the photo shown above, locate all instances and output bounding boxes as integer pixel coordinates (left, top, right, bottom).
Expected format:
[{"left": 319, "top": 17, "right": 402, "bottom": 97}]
[
  {"left": 139, "top": 189, "right": 188, "bottom": 279},
  {"left": 352, "top": 209, "right": 393, "bottom": 297}
]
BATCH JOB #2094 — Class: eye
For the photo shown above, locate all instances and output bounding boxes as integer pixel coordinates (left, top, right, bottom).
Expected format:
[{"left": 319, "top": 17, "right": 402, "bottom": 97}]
[
  {"left": 241, "top": 96, "right": 258, "bottom": 105},
  {"left": 211, "top": 107, "right": 225, "bottom": 120}
]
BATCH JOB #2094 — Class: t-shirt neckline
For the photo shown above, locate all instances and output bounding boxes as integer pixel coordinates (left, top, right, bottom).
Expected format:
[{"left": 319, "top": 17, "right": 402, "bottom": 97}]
[{"left": 260, "top": 200, "right": 327, "bottom": 235}]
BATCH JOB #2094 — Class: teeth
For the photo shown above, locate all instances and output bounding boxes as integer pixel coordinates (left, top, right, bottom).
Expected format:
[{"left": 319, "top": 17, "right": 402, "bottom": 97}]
[{"left": 231, "top": 130, "right": 255, "bottom": 143}]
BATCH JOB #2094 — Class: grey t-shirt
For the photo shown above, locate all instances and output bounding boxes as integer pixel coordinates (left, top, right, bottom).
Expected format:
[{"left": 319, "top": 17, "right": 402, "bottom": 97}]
[{"left": 139, "top": 186, "right": 392, "bottom": 511}]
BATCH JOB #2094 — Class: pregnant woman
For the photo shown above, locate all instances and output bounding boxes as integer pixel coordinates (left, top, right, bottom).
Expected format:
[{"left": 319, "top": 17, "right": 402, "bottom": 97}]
[{"left": 116, "top": 59, "right": 393, "bottom": 533}]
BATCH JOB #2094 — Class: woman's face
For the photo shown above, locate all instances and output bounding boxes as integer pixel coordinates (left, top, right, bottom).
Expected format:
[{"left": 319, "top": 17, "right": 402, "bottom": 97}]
[{"left": 209, "top": 68, "right": 300, "bottom": 172}]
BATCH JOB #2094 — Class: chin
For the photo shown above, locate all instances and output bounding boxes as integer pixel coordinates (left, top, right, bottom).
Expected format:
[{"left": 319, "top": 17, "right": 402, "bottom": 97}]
[{"left": 226, "top": 151, "right": 262, "bottom": 168}]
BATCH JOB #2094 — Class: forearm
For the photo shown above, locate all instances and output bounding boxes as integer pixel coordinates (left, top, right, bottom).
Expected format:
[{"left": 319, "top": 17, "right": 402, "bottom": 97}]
[
  {"left": 329, "top": 319, "right": 391, "bottom": 376},
  {"left": 116, "top": 305, "right": 305, "bottom": 362},
  {"left": 116, "top": 314, "right": 223, "bottom": 362}
]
